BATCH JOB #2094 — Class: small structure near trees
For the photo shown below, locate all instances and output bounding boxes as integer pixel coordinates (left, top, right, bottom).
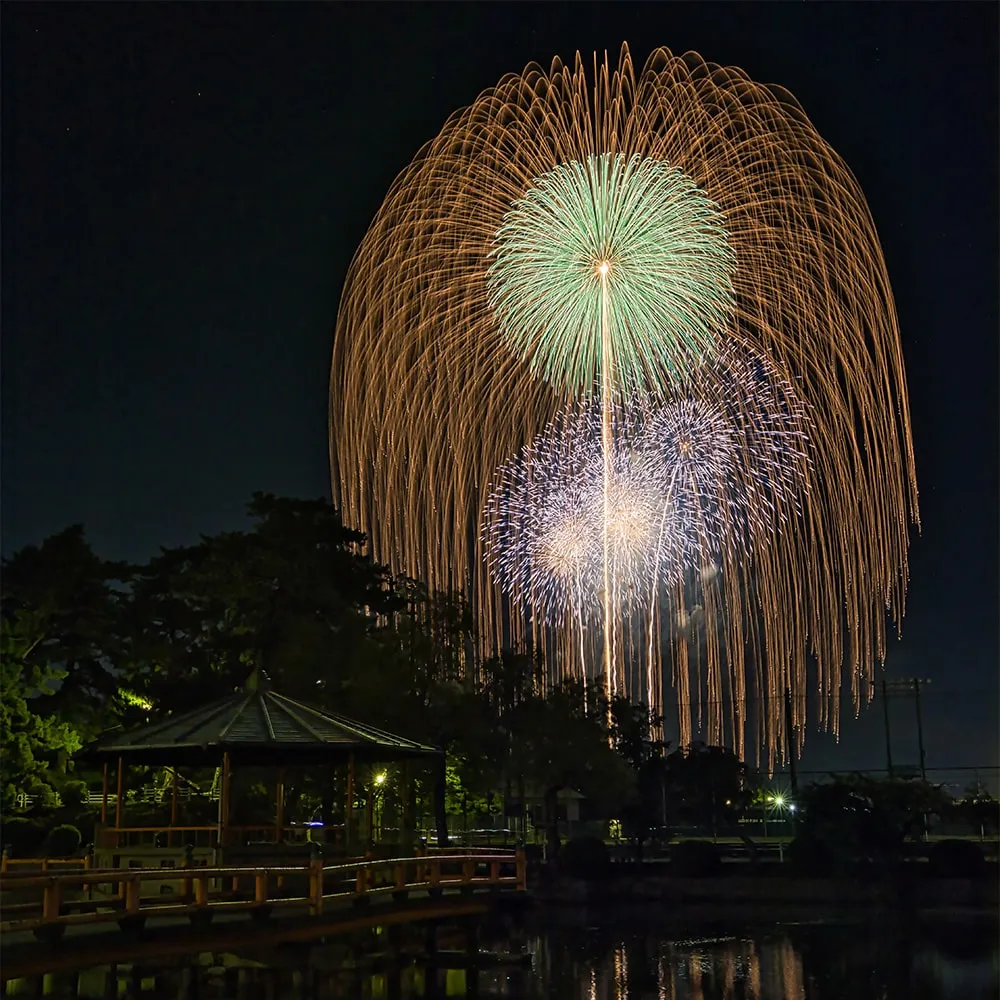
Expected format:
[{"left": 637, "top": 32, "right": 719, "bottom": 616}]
[{"left": 77, "top": 671, "right": 441, "bottom": 874}]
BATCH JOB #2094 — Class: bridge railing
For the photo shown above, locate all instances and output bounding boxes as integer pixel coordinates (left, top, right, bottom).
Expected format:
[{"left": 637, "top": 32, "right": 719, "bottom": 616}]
[
  {"left": 0, "top": 850, "right": 526, "bottom": 938},
  {"left": 0, "top": 855, "right": 91, "bottom": 875}
]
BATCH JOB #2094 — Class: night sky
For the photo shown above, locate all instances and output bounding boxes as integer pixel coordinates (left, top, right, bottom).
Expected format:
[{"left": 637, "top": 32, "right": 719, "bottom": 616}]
[{"left": 3, "top": 3, "right": 997, "bottom": 781}]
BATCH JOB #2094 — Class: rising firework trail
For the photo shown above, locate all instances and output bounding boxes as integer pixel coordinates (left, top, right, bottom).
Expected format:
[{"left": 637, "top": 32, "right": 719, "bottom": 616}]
[
  {"left": 481, "top": 343, "right": 811, "bottom": 746},
  {"left": 330, "top": 44, "right": 919, "bottom": 764},
  {"left": 488, "top": 151, "right": 736, "bottom": 702}
]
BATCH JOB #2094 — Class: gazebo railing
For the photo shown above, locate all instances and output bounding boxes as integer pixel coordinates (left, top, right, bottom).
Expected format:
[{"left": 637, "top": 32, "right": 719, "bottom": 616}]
[{"left": 96, "top": 823, "right": 350, "bottom": 851}]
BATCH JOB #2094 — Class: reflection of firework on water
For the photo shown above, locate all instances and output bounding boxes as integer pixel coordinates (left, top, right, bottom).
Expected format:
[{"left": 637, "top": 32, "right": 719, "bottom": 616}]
[{"left": 488, "top": 153, "right": 736, "bottom": 396}]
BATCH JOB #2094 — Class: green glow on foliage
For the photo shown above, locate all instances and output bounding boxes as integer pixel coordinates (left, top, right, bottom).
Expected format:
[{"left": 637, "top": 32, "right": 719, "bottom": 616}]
[
  {"left": 487, "top": 153, "right": 736, "bottom": 397},
  {"left": 118, "top": 687, "right": 153, "bottom": 711}
]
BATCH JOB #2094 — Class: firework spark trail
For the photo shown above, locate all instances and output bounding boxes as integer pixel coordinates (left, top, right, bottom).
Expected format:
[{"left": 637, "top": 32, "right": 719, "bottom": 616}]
[
  {"left": 483, "top": 399, "right": 661, "bottom": 632},
  {"left": 600, "top": 265, "right": 612, "bottom": 700},
  {"left": 330, "top": 44, "right": 918, "bottom": 763},
  {"left": 481, "top": 344, "right": 810, "bottom": 746}
]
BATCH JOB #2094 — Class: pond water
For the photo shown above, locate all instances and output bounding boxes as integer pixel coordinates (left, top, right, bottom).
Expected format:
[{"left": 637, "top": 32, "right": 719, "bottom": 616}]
[{"left": 3, "top": 912, "right": 997, "bottom": 999}]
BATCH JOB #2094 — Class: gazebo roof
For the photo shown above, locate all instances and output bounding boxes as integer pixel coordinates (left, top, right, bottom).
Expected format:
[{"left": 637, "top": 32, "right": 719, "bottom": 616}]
[{"left": 79, "top": 676, "right": 441, "bottom": 767}]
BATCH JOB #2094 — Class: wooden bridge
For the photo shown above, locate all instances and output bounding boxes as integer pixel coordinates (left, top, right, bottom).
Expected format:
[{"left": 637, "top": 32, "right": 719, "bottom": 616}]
[{"left": 0, "top": 849, "right": 527, "bottom": 979}]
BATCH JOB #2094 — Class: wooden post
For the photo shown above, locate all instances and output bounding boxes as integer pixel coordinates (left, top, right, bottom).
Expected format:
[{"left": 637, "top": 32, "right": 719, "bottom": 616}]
[
  {"left": 309, "top": 858, "right": 324, "bottom": 916},
  {"left": 169, "top": 768, "right": 179, "bottom": 848},
  {"left": 114, "top": 756, "right": 125, "bottom": 839},
  {"left": 181, "top": 846, "right": 193, "bottom": 903},
  {"left": 254, "top": 871, "right": 269, "bottom": 904},
  {"left": 125, "top": 877, "right": 141, "bottom": 914},
  {"left": 515, "top": 848, "right": 526, "bottom": 890},
  {"left": 42, "top": 878, "right": 62, "bottom": 922},
  {"left": 346, "top": 754, "right": 355, "bottom": 852},
  {"left": 195, "top": 875, "right": 208, "bottom": 907},
  {"left": 218, "top": 752, "right": 231, "bottom": 850},
  {"left": 100, "top": 763, "right": 109, "bottom": 825},
  {"left": 275, "top": 769, "right": 286, "bottom": 844}
]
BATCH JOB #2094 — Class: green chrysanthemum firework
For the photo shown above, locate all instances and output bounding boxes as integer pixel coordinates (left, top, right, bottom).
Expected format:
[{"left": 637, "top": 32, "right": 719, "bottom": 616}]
[{"left": 488, "top": 153, "right": 736, "bottom": 396}]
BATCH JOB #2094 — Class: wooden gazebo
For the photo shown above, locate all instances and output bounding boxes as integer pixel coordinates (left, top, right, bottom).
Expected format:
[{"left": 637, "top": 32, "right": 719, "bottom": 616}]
[{"left": 78, "top": 673, "right": 440, "bottom": 865}]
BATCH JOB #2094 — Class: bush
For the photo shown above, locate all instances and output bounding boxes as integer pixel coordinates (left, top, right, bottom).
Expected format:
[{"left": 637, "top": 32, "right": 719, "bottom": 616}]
[
  {"left": 2, "top": 816, "right": 49, "bottom": 858},
  {"left": 671, "top": 839, "right": 722, "bottom": 877},
  {"left": 558, "top": 835, "right": 610, "bottom": 877},
  {"left": 59, "top": 781, "right": 90, "bottom": 810},
  {"left": 927, "top": 839, "right": 986, "bottom": 878},
  {"left": 45, "top": 824, "right": 82, "bottom": 858},
  {"left": 68, "top": 811, "right": 97, "bottom": 851},
  {"left": 22, "top": 777, "right": 61, "bottom": 812}
]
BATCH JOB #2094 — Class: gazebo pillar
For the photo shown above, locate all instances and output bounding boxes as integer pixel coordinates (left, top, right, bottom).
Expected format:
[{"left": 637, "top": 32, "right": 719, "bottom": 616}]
[
  {"left": 218, "top": 752, "right": 232, "bottom": 849},
  {"left": 100, "top": 763, "right": 109, "bottom": 825},
  {"left": 401, "top": 760, "right": 414, "bottom": 851},
  {"left": 274, "top": 768, "right": 286, "bottom": 844},
  {"left": 168, "top": 768, "right": 179, "bottom": 847},
  {"left": 114, "top": 755, "right": 125, "bottom": 840},
  {"left": 346, "top": 753, "right": 355, "bottom": 852},
  {"left": 366, "top": 767, "right": 376, "bottom": 848}
]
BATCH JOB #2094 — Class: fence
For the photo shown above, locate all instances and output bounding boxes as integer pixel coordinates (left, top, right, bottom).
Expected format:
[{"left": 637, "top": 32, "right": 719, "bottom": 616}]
[{"left": 0, "top": 850, "right": 527, "bottom": 939}]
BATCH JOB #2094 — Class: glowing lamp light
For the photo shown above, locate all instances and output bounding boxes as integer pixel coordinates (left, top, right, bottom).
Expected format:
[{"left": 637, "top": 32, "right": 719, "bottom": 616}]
[{"left": 374, "top": 771, "right": 388, "bottom": 786}]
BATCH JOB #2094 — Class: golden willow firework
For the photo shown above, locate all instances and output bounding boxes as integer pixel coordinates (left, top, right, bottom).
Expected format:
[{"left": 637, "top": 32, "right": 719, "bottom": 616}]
[{"left": 330, "top": 44, "right": 919, "bottom": 762}]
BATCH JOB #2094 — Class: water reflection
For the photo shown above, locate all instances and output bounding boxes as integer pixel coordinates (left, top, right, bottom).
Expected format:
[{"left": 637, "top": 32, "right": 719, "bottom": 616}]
[
  {"left": 2, "top": 917, "right": 996, "bottom": 999},
  {"left": 535, "top": 918, "right": 998, "bottom": 1000}
]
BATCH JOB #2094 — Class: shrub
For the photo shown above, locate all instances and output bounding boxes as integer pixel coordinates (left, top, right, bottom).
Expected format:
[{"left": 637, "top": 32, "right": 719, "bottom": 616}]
[
  {"left": 69, "top": 811, "right": 97, "bottom": 850},
  {"left": 59, "top": 781, "right": 90, "bottom": 810},
  {"left": 558, "top": 835, "right": 610, "bottom": 877},
  {"left": 22, "top": 777, "right": 60, "bottom": 812},
  {"left": 45, "top": 824, "right": 82, "bottom": 858},
  {"left": 671, "top": 839, "right": 722, "bottom": 876},
  {"left": 927, "top": 839, "right": 986, "bottom": 878},
  {"left": 2, "top": 816, "right": 48, "bottom": 858}
]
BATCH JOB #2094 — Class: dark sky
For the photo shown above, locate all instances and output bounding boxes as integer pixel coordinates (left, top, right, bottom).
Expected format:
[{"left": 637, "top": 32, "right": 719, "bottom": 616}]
[{"left": 3, "top": 2, "right": 997, "bottom": 780}]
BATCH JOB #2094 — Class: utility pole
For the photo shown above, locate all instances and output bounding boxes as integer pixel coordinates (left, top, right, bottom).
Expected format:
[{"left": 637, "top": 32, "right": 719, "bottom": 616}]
[
  {"left": 881, "top": 678, "right": 894, "bottom": 778},
  {"left": 783, "top": 688, "right": 799, "bottom": 800},
  {"left": 913, "top": 678, "right": 927, "bottom": 782},
  {"left": 882, "top": 677, "right": 932, "bottom": 780}
]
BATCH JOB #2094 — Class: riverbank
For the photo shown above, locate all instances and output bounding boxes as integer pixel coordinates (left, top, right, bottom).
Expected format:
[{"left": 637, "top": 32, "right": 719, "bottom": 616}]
[{"left": 533, "top": 870, "right": 999, "bottom": 911}]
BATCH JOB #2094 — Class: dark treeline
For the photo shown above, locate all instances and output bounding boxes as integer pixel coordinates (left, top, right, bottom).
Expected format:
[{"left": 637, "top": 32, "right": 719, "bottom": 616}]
[
  {"left": 4, "top": 494, "right": 995, "bottom": 869},
  {"left": 1, "top": 494, "right": 755, "bottom": 854}
]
